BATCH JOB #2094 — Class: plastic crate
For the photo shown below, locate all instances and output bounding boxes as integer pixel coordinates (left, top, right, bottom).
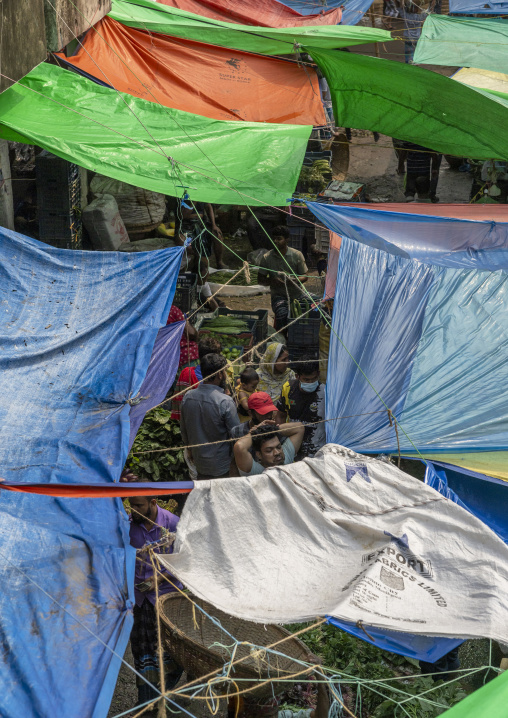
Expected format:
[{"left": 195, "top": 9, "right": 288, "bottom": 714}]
[
  {"left": 174, "top": 273, "right": 198, "bottom": 314},
  {"left": 217, "top": 308, "right": 268, "bottom": 344},
  {"left": 314, "top": 226, "right": 330, "bottom": 253},
  {"left": 199, "top": 318, "right": 256, "bottom": 355},
  {"left": 38, "top": 210, "right": 82, "bottom": 250},
  {"left": 36, "top": 152, "right": 82, "bottom": 250},
  {"left": 287, "top": 206, "right": 315, "bottom": 226},
  {"left": 287, "top": 344, "right": 319, "bottom": 363},
  {"left": 288, "top": 225, "right": 306, "bottom": 252},
  {"left": 287, "top": 315, "right": 321, "bottom": 347},
  {"left": 193, "top": 308, "right": 218, "bottom": 332},
  {"left": 303, "top": 150, "right": 332, "bottom": 167}
]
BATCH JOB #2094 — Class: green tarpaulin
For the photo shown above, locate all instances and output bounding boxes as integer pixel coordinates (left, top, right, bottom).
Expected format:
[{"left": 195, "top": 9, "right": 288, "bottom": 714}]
[
  {"left": 439, "top": 669, "right": 508, "bottom": 718},
  {"left": 110, "top": 0, "right": 391, "bottom": 55},
  {"left": 0, "top": 63, "right": 311, "bottom": 206},
  {"left": 310, "top": 48, "right": 508, "bottom": 161},
  {"left": 414, "top": 15, "right": 508, "bottom": 76}
]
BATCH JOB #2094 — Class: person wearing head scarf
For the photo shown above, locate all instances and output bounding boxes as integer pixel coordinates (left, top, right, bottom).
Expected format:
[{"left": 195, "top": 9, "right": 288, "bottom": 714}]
[{"left": 256, "top": 342, "right": 295, "bottom": 401}]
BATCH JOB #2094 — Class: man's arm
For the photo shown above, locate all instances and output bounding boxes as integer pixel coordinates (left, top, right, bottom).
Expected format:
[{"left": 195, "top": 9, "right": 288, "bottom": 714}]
[
  {"left": 257, "top": 254, "right": 272, "bottom": 286},
  {"left": 283, "top": 422, "right": 305, "bottom": 454},
  {"left": 233, "top": 433, "right": 254, "bottom": 473},
  {"left": 278, "top": 421, "right": 304, "bottom": 438},
  {"left": 206, "top": 204, "right": 223, "bottom": 240}
]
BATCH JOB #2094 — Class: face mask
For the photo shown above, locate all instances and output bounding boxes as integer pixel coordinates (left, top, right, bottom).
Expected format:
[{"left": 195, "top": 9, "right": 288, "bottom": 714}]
[{"left": 300, "top": 380, "right": 319, "bottom": 393}]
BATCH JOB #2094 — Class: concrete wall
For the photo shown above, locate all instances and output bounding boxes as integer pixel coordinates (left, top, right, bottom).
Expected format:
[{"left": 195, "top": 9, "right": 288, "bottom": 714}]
[
  {"left": 44, "top": 0, "right": 111, "bottom": 52},
  {"left": 0, "top": 0, "right": 47, "bottom": 93}
]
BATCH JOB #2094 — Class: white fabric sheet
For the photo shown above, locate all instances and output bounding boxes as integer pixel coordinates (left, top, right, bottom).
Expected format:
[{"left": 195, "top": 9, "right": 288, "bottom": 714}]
[{"left": 160, "top": 445, "right": 508, "bottom": 642}]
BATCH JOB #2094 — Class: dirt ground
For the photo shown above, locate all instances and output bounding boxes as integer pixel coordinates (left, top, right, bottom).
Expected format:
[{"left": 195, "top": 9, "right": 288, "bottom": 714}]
[{"left": 107, "top": 645, "right": 229, "bottom": 718}]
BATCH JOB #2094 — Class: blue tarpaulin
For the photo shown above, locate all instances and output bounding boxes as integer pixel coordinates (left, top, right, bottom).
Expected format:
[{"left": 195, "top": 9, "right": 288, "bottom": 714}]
[
  {"left": 128, "top": 321, "right": 185, "bottom": 449},
  {"left": 277, "top": 0, "right": 373, "bottom": 24},
  {"left": 307, "top": 202, "right": 508, "bottom": 456},
  {"left": 425, "top": 462, "right": 508, "bottom": 544},
  {"left": 0, "top": 229, "right": 183, "bottom": 718},
  {"left": 307, "top": 202, "right": 508, "bottom": 661},
  {"left": 449, "top": 0, "right": 508, "bottom": 13}
]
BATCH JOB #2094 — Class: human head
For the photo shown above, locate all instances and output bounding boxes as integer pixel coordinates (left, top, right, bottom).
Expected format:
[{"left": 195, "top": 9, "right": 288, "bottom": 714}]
[
  {"left": 129, "top": 495, "right": 158, "bottom": 524},
  {"left": 415, "top": 175, "right": 431, "bottom": 199},
  {"left": 248, "top": 391, "right": 278, "bottom": 424},
  {"left": 294, "top": 355, "right": 320, "bottom": 393},
  {"left": 251, "top": 425, "right": 284, "bottom": 467},
  {"left": 271, "top": 225, "right": 290, "bottom": 253},
  {"left": 201, "top": 352, "right": 228, "bottom": 388},
  {"left": 240, "top": 367, "right": 259, "bottom": 391},
  {"left": 272, "top": 343, "right": 289, "bottom": 375},
  {"left": 198, "top": 335, "right": 222, "bottom": 360}
]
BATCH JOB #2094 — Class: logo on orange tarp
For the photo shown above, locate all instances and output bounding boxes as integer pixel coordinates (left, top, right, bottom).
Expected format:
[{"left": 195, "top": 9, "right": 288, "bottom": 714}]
[{"left": 226, "top": 58, "right": 241, "bottom": 71}]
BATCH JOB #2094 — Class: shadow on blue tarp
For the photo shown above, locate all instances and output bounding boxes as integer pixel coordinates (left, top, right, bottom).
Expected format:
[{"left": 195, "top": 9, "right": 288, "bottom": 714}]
[{"left": 0, "top": 228, "right": 183, "bottom": 718}]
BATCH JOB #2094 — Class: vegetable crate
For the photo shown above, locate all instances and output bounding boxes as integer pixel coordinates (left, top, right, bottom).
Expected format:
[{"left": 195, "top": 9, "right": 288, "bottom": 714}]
[
  {"left": 174, "top": 273, "right": 198, "bottom": 315},
  {"left": 303, "top": 150, "right": 332, "bottom": 167},
  {"left": 217, "top": 308, "right": 268, "bottom": 344},
  {"left": 288, "top": 344, "right": 319, "bottom": 363},
  {"left": 288, "top": 317, "right": 320, "bottom": 347},
  {"left": 288, "top": 303, "right": 321, "bottom": 347},
  {"left": 199, "top": 316, "right": 256, "bottom": 356},
  {"left": 36, "top": 151, "right": 83, "bottom": 250}
]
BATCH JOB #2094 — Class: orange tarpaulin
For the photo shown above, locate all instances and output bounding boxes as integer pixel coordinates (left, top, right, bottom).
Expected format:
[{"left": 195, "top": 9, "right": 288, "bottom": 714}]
[
  {"left": 158, "top": 0, "right": 341, "bottom": 26},
  {"left": 56, "top": 17, "right": 326, "bottom": 125}
]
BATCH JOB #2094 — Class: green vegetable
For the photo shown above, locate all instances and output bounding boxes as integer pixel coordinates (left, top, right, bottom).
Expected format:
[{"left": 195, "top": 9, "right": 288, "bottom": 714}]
[
  {"left": 287, "top": 623, "right": 469, "bottom": 717},
  {"left": 126, "top": 409, "right": 185, "bottom": 483},
  {"left": 201, "top": 317, "right": 250, "bottom": 335}
]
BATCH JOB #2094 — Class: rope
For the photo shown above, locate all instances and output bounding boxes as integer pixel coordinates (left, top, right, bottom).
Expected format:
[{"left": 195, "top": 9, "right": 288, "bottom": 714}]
[
  {"left": 148, "top": 302, "right": 321, "bottom": 413},
  {"left": 186, "top": 265, "right": 245, "bottom": 320},
  {"left": 238, "top": 199, "right": 428, "bottom": 463},
  {"left": 151, "top": 553, "right": 167, "bottom": 718},
  {"left": 131, "top": 410, "right": 387, "bottom": 455},
  {"left": 0, "top": 547, "right": 197, "bottom": 718}
]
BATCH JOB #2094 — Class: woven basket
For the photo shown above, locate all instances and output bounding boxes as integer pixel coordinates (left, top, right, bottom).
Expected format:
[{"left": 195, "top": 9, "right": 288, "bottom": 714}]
[{"left": 159, "top": 593, "right": 315, "bottom": 707}]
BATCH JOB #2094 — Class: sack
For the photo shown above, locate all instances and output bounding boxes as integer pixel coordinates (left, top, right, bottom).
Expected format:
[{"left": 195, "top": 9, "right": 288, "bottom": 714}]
[
  {"left": 118, "top": 237, "right": 176, "bottom": 253},
  {"left": 161, "top": 444, "right": 508, "bottom": 644},
  {"left": 82, "top": 194, "right": 129, "bottom": 251},
  {"left": 90, "top": 175, "right": 165, "bottom": 229}
]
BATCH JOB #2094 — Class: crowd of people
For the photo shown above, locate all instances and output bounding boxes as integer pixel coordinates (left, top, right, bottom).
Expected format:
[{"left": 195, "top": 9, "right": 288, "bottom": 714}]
[
  {"left": 178, "top": 343, "right": 326, "bottom": 479},
  {"left": 126, "top": 340, "right": 327, "bottom": 712},
  {"left": 126, "top": 231, "right": 328, "bottom": 711}
]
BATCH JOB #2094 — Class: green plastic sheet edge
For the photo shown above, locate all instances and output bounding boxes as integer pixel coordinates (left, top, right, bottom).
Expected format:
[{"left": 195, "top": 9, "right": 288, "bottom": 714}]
[
  {"left": 311, "top": 47, "right": 508, "bottom": 161},
  {"left": 439, "top": 669, "right": 508, "bottom": 718},
  {"left": 414, "top": 15, "right": 508, "bottom": 77},
  {"left": 110, "top": 0, "right": 392, "bottom": 55},
  {"left": 0, "top": 63, "right": 311, "bottom": 206}
]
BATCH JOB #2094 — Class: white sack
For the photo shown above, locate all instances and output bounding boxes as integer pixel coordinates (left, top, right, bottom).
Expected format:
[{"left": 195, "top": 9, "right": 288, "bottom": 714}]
[
  {"left": 160, "top": 444, "right": 508, "bottom": 643},
  {"left": 90, "top": 175, "right": 165, "bottom": 229},
  {"left": 82, "top": 194, "right": 129, "bottom": 250}
]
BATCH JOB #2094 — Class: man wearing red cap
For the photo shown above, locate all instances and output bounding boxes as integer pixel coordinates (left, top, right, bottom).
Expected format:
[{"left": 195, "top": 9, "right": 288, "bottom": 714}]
[
  {"left": 229, "top": 391, "right": 278, "bottom": 441},
  {"left": 232, "top": 397, "right": 304, "bottom": 476}
]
